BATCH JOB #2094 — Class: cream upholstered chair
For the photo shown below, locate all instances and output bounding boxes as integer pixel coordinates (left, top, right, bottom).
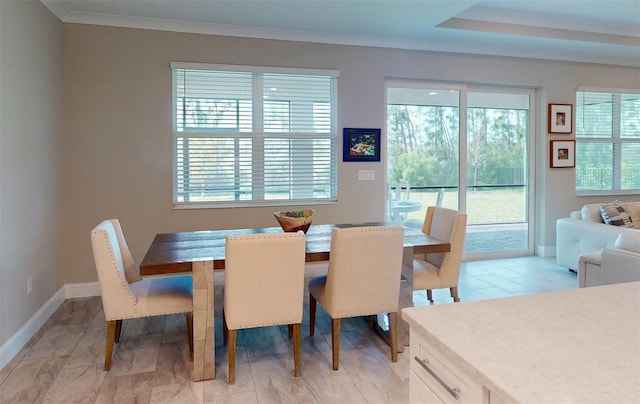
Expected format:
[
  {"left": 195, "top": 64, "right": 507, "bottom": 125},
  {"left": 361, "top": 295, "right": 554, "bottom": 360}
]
[
  {"left": 90, "top": 219, "right": 193, "bottom": 370},
  {"left": 308, "top": 225, "right": 404, "bottom": 370},
  {"left": 413, "top": 206, "right": 467, "bottom": 303},
  {"left": 222, "top": 231, "right": 306, "bottom": 384}
]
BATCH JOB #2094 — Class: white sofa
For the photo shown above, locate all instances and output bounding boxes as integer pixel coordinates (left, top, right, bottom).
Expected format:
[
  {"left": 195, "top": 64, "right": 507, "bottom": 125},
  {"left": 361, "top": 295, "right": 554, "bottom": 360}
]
[
  {"left": 556, "top": 201, "right": 640, "bottom": 271},
  {"left": 578, "top": 231, "right": 640, "bottom": 287}
]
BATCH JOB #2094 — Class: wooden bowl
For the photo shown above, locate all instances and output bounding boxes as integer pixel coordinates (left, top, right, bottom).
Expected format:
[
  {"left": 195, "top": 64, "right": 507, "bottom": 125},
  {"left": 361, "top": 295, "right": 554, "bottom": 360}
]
[{"left": 273, "top": 209, "right": 314, "bottom": 233}]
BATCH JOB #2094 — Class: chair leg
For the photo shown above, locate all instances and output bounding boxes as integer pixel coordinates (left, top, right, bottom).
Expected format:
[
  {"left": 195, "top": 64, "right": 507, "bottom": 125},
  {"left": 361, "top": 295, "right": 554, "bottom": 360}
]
[
  {"left": 186, "top": 312, "right": 193, "bottom": 361},
  {"left": 114, "top": 319, "right": 123, "bottom": 343},
  {"left": 388, "top": 312, "right": 398, "bottom": 363},
  {"left": 450, "top": 287, "right": 460, "bottom": 302},
  {"left": 331, "top": 318, "right": 341, "bottom": 370},
  {"left": 427, "top": 289, "right": 433, "bottom": 303},
  {"left": 288, "top": 324, "right": 293, "bottom": 339},
  {"left": 369, "top": 315, "right": 376, "bottom": 330},
  {"left": 293, "top": 323, "right": 301, "bottom": 377},
  {"left": 228, "top": 329, "right": 237, "bottom": 384},
  {"left": 104, "top": 320, "right": 117, "bottom": 371},
  {"left": 222, "top": 309, "right": 228, "bottom": 345},
  {"left": 309, "top": 294, "right": 317, "bottom": 337}
]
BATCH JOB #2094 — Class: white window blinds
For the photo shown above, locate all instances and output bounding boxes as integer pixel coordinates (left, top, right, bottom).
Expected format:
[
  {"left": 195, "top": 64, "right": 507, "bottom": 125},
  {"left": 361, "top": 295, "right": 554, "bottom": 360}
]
[
  {"left": 172, "top": 63, "right": 338, "bottom": 206},
  {"left": 575, "top": 90, "right": 640, "bottom": 193}
]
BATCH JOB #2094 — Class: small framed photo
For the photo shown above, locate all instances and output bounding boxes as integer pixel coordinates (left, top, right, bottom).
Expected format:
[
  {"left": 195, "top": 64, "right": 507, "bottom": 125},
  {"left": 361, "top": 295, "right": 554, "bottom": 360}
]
[
  {"left": 343, "top": 128, "right": 381, "bottom": 162},
  {"left": 548, "top": 103, "right": 573, "bottom": 134},
  {"left": 550, "top": 140, "right": 575, "bottom": 168}
]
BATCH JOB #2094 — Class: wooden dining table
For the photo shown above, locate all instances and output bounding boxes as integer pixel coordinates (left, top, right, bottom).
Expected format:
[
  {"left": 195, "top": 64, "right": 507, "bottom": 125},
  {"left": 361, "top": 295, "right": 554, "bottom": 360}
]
[{"left": 140, "top": 222, "right": 450, "bottom": 381}]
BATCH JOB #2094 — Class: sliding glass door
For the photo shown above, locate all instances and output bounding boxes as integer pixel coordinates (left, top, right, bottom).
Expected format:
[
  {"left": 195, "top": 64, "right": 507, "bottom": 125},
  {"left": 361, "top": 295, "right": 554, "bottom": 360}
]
[{"left": 386, "top": 81, "right": 535, "bottom": 258}]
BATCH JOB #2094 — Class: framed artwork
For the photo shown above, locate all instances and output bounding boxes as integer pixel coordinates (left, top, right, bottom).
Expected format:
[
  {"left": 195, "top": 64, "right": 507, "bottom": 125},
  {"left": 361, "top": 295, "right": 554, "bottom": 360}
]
[
  {"left": 548, "top": 103, "right": 573, "bottom": 134},
  {"left": 342, "top": 128, "right": 381, "bottom": 162},
  {"left": 550, "top": 140, "right": 575, "bottom": 168}
]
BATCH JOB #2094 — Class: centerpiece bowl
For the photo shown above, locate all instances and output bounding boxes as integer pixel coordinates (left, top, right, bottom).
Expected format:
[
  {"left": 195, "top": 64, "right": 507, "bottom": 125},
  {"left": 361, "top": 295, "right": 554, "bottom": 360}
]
[{"left": 273, "top": 209, "right": 314, "bottom": 233}]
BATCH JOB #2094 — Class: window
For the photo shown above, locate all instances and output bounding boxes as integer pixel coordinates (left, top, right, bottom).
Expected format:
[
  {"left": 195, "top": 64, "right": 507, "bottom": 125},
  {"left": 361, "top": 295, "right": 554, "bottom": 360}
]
[
  {"left": 575, "top": 90, "right": 640, "bottom": 194},
  {"left": 172, "top": 63, "right": 338, "bottom": 207}
]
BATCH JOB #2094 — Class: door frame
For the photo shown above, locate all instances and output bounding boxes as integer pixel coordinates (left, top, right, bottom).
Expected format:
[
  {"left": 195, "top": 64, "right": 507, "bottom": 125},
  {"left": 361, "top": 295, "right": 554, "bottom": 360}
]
[{"left": 385, "top": 80, "right": 537, "bottom": 259}]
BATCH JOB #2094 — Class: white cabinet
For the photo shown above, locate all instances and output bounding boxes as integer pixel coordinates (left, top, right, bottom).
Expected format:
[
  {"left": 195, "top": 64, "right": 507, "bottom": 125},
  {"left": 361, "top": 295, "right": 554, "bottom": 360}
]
[
  {"left": 409, "top": 329, "right": 506, "bottom": 404},
  {"left": 403, "top": 282, "right": 640, "bottom": 403},
  {"left": 409, "top": 370, "right": 446, "bottom": 403}
]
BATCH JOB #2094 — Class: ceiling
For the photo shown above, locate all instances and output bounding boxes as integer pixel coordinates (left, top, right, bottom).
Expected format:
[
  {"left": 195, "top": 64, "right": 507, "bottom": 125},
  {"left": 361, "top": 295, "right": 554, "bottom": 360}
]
[{"left": 41, "top": 0, "right": 640, "bottom": 67}]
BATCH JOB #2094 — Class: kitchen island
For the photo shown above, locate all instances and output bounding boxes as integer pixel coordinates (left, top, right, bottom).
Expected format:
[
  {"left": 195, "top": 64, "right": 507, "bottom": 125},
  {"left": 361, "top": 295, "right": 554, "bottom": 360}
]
[{"left": 402, "top": 281, "right": 640, "bottom": 403}]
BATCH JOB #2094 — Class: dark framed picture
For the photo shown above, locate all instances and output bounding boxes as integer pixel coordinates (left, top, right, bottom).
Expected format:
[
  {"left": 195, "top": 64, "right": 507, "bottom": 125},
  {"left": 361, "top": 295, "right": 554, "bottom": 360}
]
[
  {"left": 342, "top": 128, "right": 381, "bottom": 162},
  {"left": 550, "top": 140, "right": 575, "bottom": 168},
  {"left": 548, "top": 103, "right": 573, "bottom": 134}
]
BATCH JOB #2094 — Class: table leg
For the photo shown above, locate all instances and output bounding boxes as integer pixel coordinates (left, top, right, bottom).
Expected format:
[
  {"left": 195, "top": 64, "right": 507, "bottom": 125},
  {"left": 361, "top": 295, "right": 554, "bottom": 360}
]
[
  {"left": 372, "top": 246, "right": 414, "bottom": 352},
  {"left": 192, "top": 260, "right": 215, "bottom": 381},
  {"left": 397, "top": 246, "right": 415, "bottom": 349}
]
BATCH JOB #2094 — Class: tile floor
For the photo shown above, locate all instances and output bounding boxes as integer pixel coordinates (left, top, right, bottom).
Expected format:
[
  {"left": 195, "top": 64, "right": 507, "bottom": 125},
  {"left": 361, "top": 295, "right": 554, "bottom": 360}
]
[{"left": 0, "top": 257, "right": 577, "bottom": 404}]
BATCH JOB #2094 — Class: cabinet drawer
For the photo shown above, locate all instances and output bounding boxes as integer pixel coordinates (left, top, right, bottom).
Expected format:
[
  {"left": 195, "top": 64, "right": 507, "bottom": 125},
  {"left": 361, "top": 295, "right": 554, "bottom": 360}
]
[
  {"left": 410, "top": 333, "right": 484, "bottom": 404},
  {"left": 410, "top": 370, "right": 445, "bottom": 403}
]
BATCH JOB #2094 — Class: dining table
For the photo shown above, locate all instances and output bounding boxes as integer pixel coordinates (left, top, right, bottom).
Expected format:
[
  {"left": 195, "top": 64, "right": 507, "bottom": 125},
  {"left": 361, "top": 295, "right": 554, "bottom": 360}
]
[{"left": 140, "top": 221, "right": 450, "bottom": 381}]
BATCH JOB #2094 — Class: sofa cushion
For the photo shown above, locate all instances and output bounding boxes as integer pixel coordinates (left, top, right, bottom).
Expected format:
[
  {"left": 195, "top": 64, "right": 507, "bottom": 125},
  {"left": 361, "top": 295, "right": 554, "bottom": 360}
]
[
  {"left": 581, "top": 204, "right": 605, "bottom": 223},
  {"left": 614, "top": 230, "right": 640, "bottom": 253},
  {"left": 621, "top": 202, "right": 640, "bottom": 227},
  {"left": 600, "top": 201, "right": 634, "bottom": 228}
]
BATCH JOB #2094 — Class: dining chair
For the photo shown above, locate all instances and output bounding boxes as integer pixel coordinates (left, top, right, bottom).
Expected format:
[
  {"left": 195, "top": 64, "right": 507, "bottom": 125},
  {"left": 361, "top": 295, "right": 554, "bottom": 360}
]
[
  {"left": 413, "top": 206, "right": 467, "bottom": 303},
  {"left": 308, "top": 225, "right": 404, "bottom": 370},
  {"left": 90, "top": 219, "right": 193, "bottom": 371},
  {"left": 222, "top": 231, "right": 306, "bottom": 384}
]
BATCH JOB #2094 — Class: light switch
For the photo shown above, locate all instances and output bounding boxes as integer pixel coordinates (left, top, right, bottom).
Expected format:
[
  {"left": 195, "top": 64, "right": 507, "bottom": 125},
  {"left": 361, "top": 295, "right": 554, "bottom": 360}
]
[{"left": 357, "top": 170, "right": 375, "bottom": 181}]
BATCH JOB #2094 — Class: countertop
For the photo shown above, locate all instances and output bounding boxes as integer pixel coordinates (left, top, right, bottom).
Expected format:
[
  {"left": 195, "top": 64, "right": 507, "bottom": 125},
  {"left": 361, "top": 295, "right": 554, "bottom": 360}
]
[{"left": 402, "top": 281, "right": 640, "bottom": 403}]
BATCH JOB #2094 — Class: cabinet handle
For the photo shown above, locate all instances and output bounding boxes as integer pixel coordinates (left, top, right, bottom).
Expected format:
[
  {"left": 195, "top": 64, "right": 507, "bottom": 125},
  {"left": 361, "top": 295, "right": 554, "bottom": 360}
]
[{"left": 414, "top": 356, "right": 461, "bottom": 400}]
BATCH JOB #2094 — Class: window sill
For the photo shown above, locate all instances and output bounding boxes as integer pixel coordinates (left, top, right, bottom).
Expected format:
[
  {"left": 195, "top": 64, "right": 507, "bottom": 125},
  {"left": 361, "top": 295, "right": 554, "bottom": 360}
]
[
  {"left": 173, "top": 199, "right": 338, "bottom": 209},
  {"left": 576, "top": 190, "right": 640, "bottom": 197}
]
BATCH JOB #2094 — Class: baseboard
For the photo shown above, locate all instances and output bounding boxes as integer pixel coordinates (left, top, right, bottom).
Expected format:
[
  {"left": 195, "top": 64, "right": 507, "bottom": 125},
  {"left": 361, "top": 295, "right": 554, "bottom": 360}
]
[
  {"left": 65, "top": 281, "right": 101, "bottom": 298},
  {"left": 0, "top": 282, "right": 101, "bottom": 370},
  {"left": 0, "top": 287, "right": 66, "bottom": 370},
  {"left": 537, "top": 245, "right": 556, "bottom": 258},
  {"left": 304, "top": 261, "right": 329, "bottom": 277},
  {"left": 0, "top": 263, "right": 331, "bottom": 371}
]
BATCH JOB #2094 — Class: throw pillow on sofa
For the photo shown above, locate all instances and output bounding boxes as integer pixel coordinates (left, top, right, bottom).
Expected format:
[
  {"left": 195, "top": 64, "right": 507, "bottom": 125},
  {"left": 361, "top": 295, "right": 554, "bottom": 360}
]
[
  {"left": 600, "top": 201, "right": 634, "bottom": 228},
  {"left": 614, "top": 230, "right": 640, "bottom": 253}
]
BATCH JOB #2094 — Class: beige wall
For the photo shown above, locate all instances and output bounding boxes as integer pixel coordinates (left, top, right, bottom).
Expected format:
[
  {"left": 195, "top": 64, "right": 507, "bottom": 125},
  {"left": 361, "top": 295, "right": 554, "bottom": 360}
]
[
  {"left": 0, "top": 0, "right": 64, "bottom": 346},
  {"left": 2, "top": 5, "right": 639, "bottom": 348},
  {"left": 61, "top": 24, "right": 640, "bottom": 285}
]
